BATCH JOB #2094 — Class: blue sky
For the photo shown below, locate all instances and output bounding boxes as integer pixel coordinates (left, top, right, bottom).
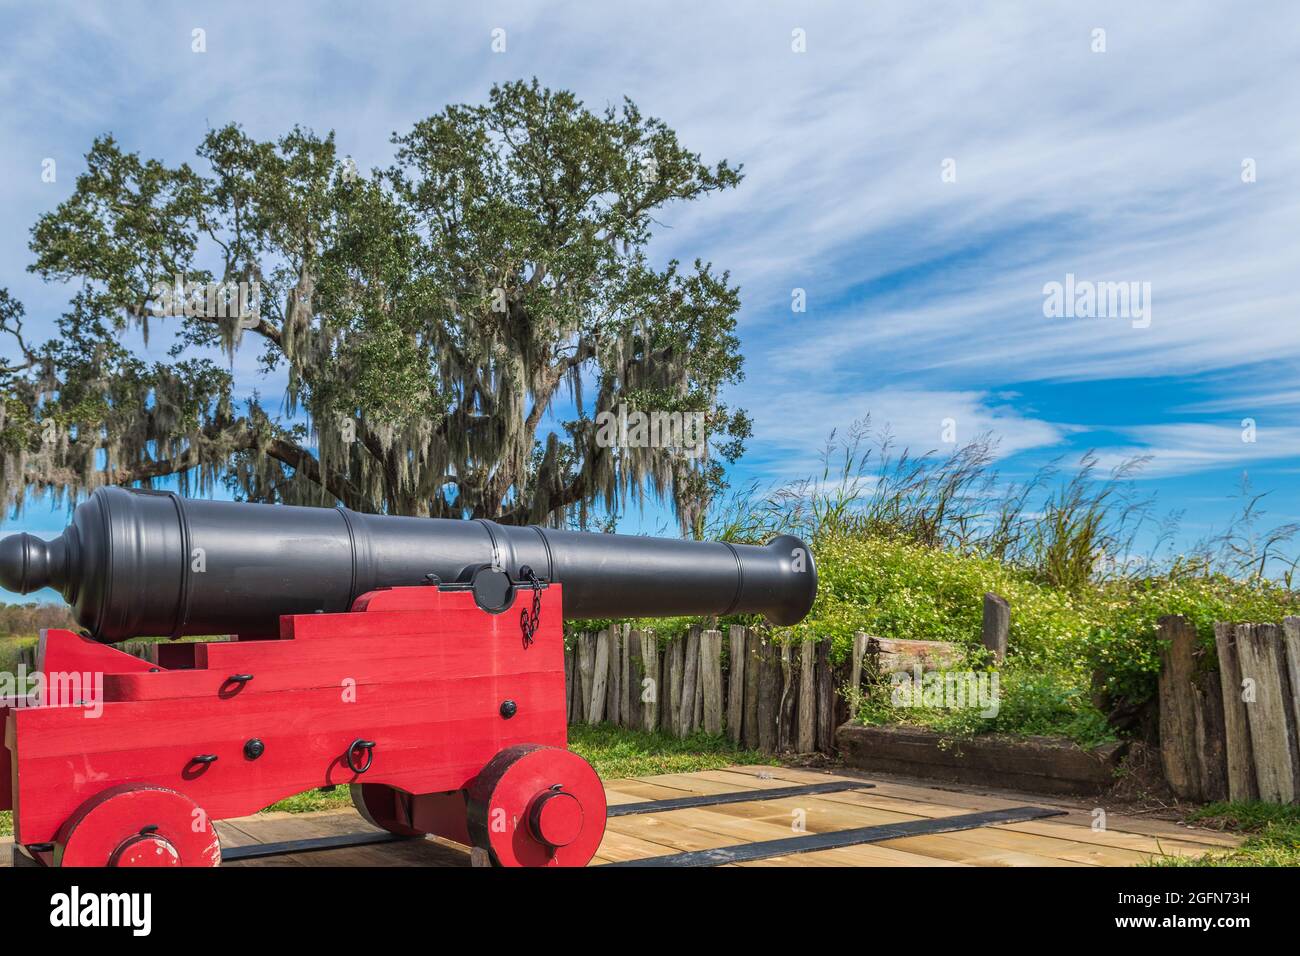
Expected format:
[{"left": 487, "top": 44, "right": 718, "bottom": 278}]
[{"left": 1, "top": 1, "right": 1298, "bottom": 582}]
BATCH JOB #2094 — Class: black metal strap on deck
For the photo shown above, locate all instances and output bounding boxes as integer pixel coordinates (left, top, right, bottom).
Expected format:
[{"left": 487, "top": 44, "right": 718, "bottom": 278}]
[
  {"left": 607, "top": 780, "right": 875, "bottom": 817},
  {"left": 601, "top": 804, "right": 1068, "bottom": 867},
  {"left": 221, "top": 830, "right": 410, "bottom": 862}
]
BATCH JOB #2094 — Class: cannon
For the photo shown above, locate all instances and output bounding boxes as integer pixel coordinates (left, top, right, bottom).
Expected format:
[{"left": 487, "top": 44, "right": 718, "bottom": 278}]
[{"left": 0, "top": 487, "right": 815, "bottom": 868}]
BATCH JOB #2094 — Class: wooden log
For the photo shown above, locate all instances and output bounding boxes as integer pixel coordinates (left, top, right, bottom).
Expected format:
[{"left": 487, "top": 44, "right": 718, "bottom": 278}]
[
  {"left": 626, "top": 630, "right": 644, "bottom": 730},
  {"left": 848, "top": 632, "right": 868, "bottom": 705},
  {"left": 588, "top": 628, "right": 610, "bottom": 724},
  {"left": 778, "top": 643, "right": 796, "bottom": 753},
  {"left": 815, "top": 639, "right": 834, "bottom": 753},
  {"left": 726, "top": 625, "right": 746, "bottom": 743},
  {"left": 642, "top": 631, "right": 660, "bottom": 732},
  {"left": 700, "top": 629, "right": 723, "bottom": 735},
  {"left": 678, "top": 628, "right": 700, "bottom": 738},
  {"left": 742, "top": 631, "right": 761, "bottom": 748},
  {"left": 1234, "top": 623, "right": 1295, "bottom": 803},
  {"left": 798, "top": 639, "right": 816, "bottom": 753},
  {"left": 867, "top": 636, "right": 960, "bottom": 676},
  {"left": 606, "top": 626, "right": 622, "bottom": 726},
  {"left": 756, "top": 636, "right": 779, "bottom": 754},
  {"left": 1157, "top": 615, "right": 1203, "bottom": 800},
  {"left": 982, "top": 592, "right": 1010, "bottom": 664},
  {"left": 620, "top": 623, "right": 633, "bottom": 727},
  {"left": 1214, "top": 622, "right": 1259, "bottom": 802},
  {"left": 838, "top": 724, "right": 1128, "bottom": 796}
]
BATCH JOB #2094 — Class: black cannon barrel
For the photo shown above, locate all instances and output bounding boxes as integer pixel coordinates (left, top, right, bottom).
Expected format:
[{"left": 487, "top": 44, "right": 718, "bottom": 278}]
[{"left": 0, "top": 487, "right": 817, "bottom": 642}]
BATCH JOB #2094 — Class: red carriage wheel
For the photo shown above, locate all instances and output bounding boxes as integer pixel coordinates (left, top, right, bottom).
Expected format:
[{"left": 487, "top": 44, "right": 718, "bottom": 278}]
[
  {"left": 350, "top": 783, "right": 426, "bottom": 837},
  {"left": 54, "top": 784, "right": 221, "bottom": 868},
  {"left": 465, "top": 744, "right": 606, "bottom": 867}
]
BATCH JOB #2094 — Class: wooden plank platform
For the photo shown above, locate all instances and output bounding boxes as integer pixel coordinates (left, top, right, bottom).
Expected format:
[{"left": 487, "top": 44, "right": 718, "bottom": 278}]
[{"left": 1, "top": 765, "right": 1242, "bottom": 867}]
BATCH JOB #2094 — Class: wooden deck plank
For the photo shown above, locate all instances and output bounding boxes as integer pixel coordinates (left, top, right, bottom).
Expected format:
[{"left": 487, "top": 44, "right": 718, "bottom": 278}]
[
  {"left": 736, "top": 845, "right": 972, "bottom": 867},
  {"left": 999, "top": 819, "right": 1233, "bottom": 854},
  {"left": 876, "top": 833, "right": 1088, "bottom": 867}
]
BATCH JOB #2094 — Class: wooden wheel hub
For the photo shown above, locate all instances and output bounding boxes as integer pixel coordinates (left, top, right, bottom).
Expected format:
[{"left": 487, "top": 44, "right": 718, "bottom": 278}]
[
  {"left": 54, "top": 784, "right": 221, "bottom": 868},
  {"left": 528, "top": 788, "right": 584, "bottom": 847},
  {"left": 467, "top": 744, "right": 606, "bottom": 867}
]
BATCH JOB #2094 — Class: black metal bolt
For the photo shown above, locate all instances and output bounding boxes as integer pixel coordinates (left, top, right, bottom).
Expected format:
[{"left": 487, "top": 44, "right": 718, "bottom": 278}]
[
  {"left": 499, "top": 699, "right": 518, "bottom": 719},
  {"left": 244, "top": 738, "right": 265, "bottom": 760}
]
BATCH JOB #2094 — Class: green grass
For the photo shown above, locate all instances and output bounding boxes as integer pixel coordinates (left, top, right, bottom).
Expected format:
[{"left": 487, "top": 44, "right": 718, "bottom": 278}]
[
  {"left": 566, "top": 723, "right": 770, "bottom": 779},
  {"left": 1150, "top": 802, "right": 1300, "bottom": 867},
  {"left": 264, "top": 787, "right": 354, "bottom": 814}
]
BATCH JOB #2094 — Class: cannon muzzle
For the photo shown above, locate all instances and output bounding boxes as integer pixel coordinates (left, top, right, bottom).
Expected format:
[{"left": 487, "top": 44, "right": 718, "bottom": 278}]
[{"left": 0, "top": 487, "right": 817, "bottom": 642}]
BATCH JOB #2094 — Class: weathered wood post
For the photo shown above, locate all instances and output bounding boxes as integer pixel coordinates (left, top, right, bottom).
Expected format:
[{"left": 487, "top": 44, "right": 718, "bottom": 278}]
[
  {"left": 726, "top": 624, "right": 746, "bottom": 743},
  {"left": 667, "top": 635, "right": 684, "bottom": 736},
  {"left": 778, "top": 643, "right": 796, "bottom": 752},
  {"left": 620, "top": 623, "right": 633, "bottom": 728},
  {"left": 757, "top": 636, "right": 781, "bottom": 754},
  {"left": 815, "top": 639, "right": 834, "bottom": 753},
  {"left": 798, "top": 639, "right": 816, "bottom": 753},
  {"left": 626, "top": 629, "right": 644, "bottom": 730},
  {"left": 1214, "top": 621, "right": 1259, "bottom": 802},
  {"left": 1157, "top": 616, "right": 1216, "bottom": 799},
  {"left": 577, "top": 632, "right": 595, "bottom": 723},
  {"left": 679, "top": 627, "right": 700, "bottom": 738},
  {"left": 743, "top": 630, "right": 761, "bottom": 749},
  {"left": 1234, "top": 623, "right": 1296, "bottom": 803},
  {"left": 564, "top": 644, "right": 575, "bottom": 724},
  {"left": 848, "top": 632, "right": 869, "bottom": 705},
  {"left": 1284, "top": 617, "right": 1300, "bottom": 754},
  {"left": 693, "top": 626, "right": 705, "bottom": 731},
  {"left": 606, "top": 626, "right": 622, "bottom": 726},
  {"left": 588, "top": 629, "right": 610, "bottom": 724},
  {"left": 701, "top": 629, "right": 723, "bottom": 735},
  {"left": 641, "top": 631, "right": 660, "bottom": 733},
  {"left": 982, "top": 593, "right": 1009, "bottom": 664}
]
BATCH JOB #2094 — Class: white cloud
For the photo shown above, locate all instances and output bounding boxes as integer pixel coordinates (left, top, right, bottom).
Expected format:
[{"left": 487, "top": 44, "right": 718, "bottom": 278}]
[
  {"left": 1094, "top": 422, "right": 1300, "bottom": 479},
  {"left": 737, "top": 385, "right": 1067, "bottom": 480}
]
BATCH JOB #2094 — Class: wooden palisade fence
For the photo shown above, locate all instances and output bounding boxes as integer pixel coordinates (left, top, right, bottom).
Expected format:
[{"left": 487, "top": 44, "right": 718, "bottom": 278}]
[
  {"left": 564, "top": 625, "right": 874, "bottom": 755},
  {"left": 1159, "top": 615, "right": 1300, "bottom": 804}
]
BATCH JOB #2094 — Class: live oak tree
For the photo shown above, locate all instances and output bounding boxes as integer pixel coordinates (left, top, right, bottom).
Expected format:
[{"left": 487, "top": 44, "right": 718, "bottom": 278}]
[{"left": 0, "top": 80, "right": 750, "bottom": 531}]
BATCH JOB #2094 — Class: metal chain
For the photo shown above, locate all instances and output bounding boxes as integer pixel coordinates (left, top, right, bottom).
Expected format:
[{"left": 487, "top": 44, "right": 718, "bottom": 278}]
[{"left": 519, "top": 565, "right": 542, "bottom": 650}]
